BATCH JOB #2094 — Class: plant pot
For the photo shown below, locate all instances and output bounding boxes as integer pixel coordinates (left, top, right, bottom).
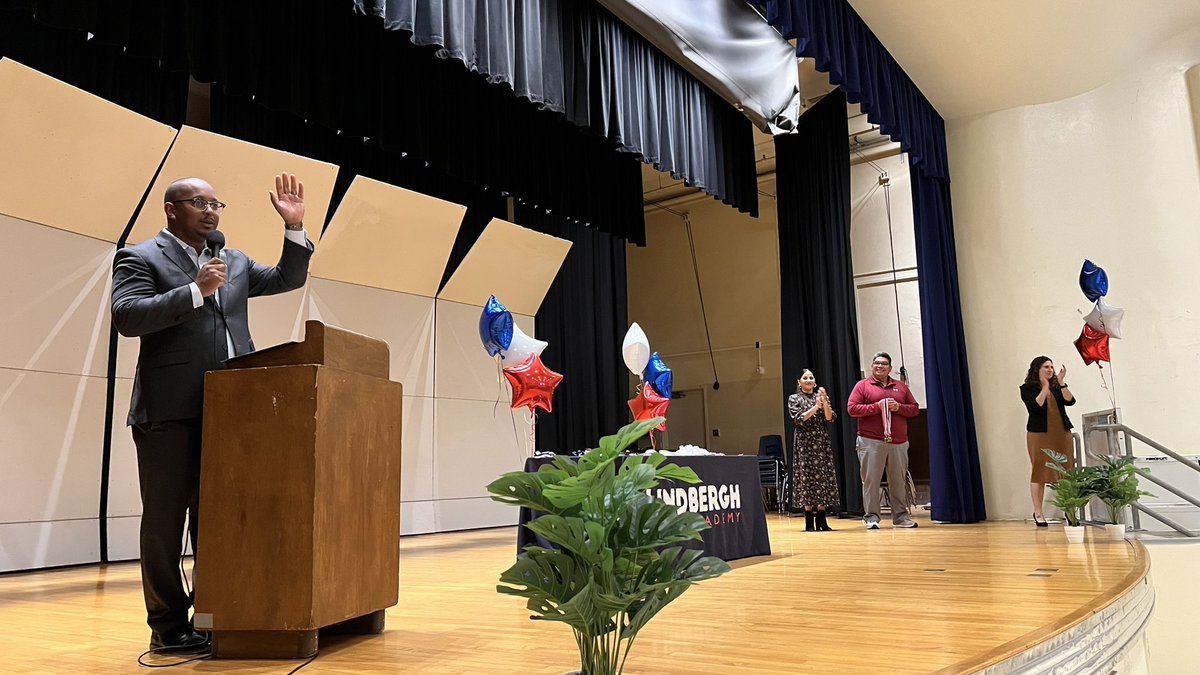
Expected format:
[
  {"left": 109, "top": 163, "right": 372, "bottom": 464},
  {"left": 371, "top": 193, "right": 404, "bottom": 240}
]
[
  {"left": 1105, "top": 523, "right": 1126, "bottom": 540},
  {"left": 1064, "top": 524, "right": 1086, "bottom": 544}
]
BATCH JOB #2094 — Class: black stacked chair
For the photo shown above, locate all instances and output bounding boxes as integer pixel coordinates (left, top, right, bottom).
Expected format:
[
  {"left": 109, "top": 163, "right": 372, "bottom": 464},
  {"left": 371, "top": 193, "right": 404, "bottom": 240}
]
[{"left": 757, "top": 434, "right": 788, "bottom": 514}]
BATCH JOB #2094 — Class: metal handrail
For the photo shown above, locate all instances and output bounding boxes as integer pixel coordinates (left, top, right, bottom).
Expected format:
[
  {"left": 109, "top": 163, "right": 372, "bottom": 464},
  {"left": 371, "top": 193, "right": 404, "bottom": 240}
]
[
  {"left": 1092, "top": 423, "right": 1200, "bottom": 473},
  {"left": 1088, "top": 421, "right": 1199, "bottom": 537}
]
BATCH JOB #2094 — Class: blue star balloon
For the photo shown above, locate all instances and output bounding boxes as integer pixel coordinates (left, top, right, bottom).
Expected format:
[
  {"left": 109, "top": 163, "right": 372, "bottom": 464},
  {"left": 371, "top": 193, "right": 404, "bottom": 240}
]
[
  {"left": 1079, "top": 259, "right": 1109, "bottom": 303},
  {"left": 643, "top": 352, "right": 673, "bottom": 400},
  {"left": 479, "top": 295, "right": 514, "bottom": 356}
]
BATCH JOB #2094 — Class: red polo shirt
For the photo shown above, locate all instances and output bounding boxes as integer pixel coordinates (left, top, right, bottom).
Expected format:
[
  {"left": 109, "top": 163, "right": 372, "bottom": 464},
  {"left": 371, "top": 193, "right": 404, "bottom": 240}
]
[{"left": 847, "top": 377, "right": 920, "bottom": 444}]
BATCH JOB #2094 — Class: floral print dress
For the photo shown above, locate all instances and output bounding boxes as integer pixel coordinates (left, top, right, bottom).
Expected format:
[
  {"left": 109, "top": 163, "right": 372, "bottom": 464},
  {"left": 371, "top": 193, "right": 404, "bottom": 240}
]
[{"left": 788, "top": 390, "right": 841, "bottom": 509}]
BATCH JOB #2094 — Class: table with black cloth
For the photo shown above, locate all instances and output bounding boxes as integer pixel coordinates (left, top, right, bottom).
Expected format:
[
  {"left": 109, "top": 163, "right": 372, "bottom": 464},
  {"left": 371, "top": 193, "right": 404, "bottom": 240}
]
[{"left": 518, "top": 454, "right": 771, "bottom": 562}]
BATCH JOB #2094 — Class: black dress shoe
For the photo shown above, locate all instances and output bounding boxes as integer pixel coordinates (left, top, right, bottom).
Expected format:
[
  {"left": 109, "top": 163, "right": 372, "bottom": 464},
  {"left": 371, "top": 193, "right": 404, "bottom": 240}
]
[
  {"left": 149, "top": 629, "right": 210, "bottom": 653},
  {"left": 1033, "top": 513, "right": 1049, "bottom": 527}
]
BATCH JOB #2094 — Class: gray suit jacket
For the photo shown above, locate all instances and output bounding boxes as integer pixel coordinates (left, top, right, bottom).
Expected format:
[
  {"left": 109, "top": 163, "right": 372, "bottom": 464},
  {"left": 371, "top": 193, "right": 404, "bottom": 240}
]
[{"left": 111, "top": 231, "right": 313, "bottom": 425}]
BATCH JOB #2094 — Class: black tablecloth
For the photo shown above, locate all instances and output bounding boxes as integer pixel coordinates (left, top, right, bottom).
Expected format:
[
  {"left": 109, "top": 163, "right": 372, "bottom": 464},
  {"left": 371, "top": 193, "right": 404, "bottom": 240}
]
[{"left": 518, "top": 454, "right": 771, "bottom": 561}]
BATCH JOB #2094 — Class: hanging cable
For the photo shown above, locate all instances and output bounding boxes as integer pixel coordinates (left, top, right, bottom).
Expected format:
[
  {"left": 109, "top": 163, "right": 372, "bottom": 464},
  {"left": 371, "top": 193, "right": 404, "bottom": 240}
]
[
  {"left": 852, "top": 146, "right": 908, "bottom": 382},
  {"left": 683, "top": 214, "right": 720, "bottom": 390},
  {"left": 880, "top": 171, "right": 909, "bottom": 383}
]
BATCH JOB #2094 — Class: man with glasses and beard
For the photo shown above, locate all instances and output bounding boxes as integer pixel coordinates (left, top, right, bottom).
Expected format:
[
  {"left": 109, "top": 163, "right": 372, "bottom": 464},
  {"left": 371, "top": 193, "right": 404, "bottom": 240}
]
[
  {"left": 847, "top": 352, "right": 921, "bottom": 529},
  {"left": 111, "top": 173, "right": 313, "bottom": 651}
]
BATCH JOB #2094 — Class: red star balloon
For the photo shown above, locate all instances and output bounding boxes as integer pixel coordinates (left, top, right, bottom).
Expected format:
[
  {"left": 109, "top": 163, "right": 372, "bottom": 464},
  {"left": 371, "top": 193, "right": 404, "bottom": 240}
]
[
  {"left": 628, "top": 385, "right": 669, "bottom": 431},
  {"left": 502, "top": 354, "right": 563, "bottom": 413},
  {"left": 1073, "top": 323, "right": 1110, "bottom": 366}
]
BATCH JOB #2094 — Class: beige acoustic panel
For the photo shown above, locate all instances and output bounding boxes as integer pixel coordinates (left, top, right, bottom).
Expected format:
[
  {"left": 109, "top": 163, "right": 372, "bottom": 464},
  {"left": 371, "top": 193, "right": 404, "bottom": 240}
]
[
  {"left": 435, "top": 299, "right": 535, "bottom": 401},
  {"left": 105, "top": 515, "right": 141, "bottom": 562},
  {"left": 0, "top": 370, "right": 106, "bottom": 523},
  {"left": 402, "top": 501, "right": 435, "bottom": 535},
  {"left": 305, "top": 279, "right": 435, "bottom": 395},
  {"left": 433, "top": 397, "right": 532, "bottom": 503},
  {"left": 127, "top": 126, "right": 338, "bottom": 265},
  {"left": 0, "top": 59, "right": 177, "bottom": 243},
  {"left": 401, "top": 395, "right": 434, "bottom": 502},
  {"left": 0, "top": 520, "right": 100, "bottom": 572},
  {"left": 437, "top": 218, "right": 571, "bottom": 315},
  {"left": 312, "top": 176, "right": 466, "bottom": 297},
  {"left": 114, "top": 334, "right": 139, "bottom": 379},
  {"left": 106, "top": 379, "right": 140, "bottom": 518},
  {"left": 434, "top": 496, "right": 516, "bottom": 532},
  {"left": 0, "top": 214, "right": 117, "bottom": 378},
  {"left": 246, "top": 288, "right": 308, "bottom": 354}
]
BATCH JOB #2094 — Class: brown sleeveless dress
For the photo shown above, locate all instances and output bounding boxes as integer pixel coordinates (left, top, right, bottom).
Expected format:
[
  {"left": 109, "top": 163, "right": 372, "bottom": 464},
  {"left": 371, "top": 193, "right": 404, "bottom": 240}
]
[{"left": 1026, "top": 394, "right": 1075, "bottom": 483}]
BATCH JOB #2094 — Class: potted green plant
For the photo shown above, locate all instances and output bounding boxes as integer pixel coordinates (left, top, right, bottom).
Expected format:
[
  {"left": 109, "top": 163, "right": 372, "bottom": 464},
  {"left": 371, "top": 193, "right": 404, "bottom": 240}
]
[
  {"left": 1044, "top": 449, "right": 1103, "bottom": 543},
  {"left": 487, "top": 418, "right": 731, "bottom": 675},
  {"left": 1093, "top": 454, "right": 1151, "bottom": 539}
]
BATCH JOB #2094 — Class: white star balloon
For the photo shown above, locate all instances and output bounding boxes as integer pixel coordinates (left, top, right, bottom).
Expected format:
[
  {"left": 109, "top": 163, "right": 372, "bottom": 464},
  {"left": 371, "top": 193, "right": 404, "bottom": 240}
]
[
  {"left": 500, "top": 323, "right": 549, "bottom": 365},
  {"left": 1084, "top": 298, "right": 1124, "bottom": 339}
]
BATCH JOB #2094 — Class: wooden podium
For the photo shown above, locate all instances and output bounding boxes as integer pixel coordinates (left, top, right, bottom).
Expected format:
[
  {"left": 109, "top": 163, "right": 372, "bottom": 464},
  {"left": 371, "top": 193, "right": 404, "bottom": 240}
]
[{"left": 194, "top": 321, "right": 403, "bottom": 659}]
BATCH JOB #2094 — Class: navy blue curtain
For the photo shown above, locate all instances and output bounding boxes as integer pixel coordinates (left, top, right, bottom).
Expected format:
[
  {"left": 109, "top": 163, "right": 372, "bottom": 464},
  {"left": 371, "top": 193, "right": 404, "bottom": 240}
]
[
  {"left": 775, "top": 89, "right": 862, "bottom": 516},
  {"left": 766, "top": 0, "right": 985, "bottom": 522}
]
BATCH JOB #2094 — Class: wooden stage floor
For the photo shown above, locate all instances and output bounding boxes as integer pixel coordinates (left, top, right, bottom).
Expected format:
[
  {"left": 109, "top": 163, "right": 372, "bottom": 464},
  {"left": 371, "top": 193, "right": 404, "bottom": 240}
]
[{"left": 0, "top": 513, "right": 1148, "bottom": 674}]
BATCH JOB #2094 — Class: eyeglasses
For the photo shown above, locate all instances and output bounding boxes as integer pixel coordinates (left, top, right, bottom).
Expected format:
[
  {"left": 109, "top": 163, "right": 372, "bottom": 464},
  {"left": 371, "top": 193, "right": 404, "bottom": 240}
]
[
  {"left": 872, "top": 361, "right": 891, "bottom": 367},
  {"left": 169, "top": 197, "right": 226, "bottom": 212}
]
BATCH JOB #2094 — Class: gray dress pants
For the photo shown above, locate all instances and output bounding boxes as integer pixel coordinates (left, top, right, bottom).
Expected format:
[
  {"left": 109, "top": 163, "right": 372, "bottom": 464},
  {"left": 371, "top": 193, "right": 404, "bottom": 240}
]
[{"left": 856, "top": 436, "right": 911, "bottom": 523}]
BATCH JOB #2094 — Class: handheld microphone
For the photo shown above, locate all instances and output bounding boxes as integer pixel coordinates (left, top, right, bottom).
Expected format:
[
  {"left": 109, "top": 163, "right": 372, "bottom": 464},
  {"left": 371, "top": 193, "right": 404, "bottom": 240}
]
[{"left": 206, "top": 231, "right": 225, "bottom": 260}]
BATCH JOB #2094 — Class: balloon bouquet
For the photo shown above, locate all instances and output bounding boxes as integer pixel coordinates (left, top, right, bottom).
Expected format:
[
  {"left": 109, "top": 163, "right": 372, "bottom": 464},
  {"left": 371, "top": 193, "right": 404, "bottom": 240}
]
[
  {"left": 480, "top": 295, "right": 563, "bottom": 454},
  {"left": 1074, "top": 260, "right": 1123, "bottom": 404},
  {"left": 622, "top": 323, "right": 673, "bottom": 449}
]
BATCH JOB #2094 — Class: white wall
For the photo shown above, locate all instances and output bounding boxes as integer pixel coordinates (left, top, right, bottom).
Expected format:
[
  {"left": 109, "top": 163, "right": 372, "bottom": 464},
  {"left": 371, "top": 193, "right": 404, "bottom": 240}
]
[
  {"left": 948, "top": 24, "right": 1200, "bottom": 519},
  {"left": 629, "top": 183, "right": 785, "bottom": 455},
  {"left": 850, "top": 152, "right": 926, "bottom": 403},
  {"left": 629, "top": 145, "right": 925, "bottom": 455}
]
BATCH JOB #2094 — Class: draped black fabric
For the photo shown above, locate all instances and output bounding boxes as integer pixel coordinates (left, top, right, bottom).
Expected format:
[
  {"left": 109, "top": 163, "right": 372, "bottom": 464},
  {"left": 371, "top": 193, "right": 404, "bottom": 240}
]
[
  {"left": 353, "top": 0, "right": 759, "bottom": 216},
  {"left": 211, "top": 87, "right": 629, "bottom": 455},
  {"left": 513, "top": 205, "right": 629, "bottom": 455},
  {"left": 775, "top": 89, "right": 862, "bottom": 516},
  {"left": 209, "top": 87, "right": 506, "bottom": 242},
  {"left": 26, "top": 0, "right": 647, "bottom": 244},
  {"left": 353, "top": 0, "right": 566, "bottom": 110},
  {"left": 766, "top": 0, "right": 986, "bottom": 522},
  {"left": 559, "top": 0, "right": 758, "bottom": 216},
  {"left": 0, "top": 1, "right": 189, "bottom": 127}
]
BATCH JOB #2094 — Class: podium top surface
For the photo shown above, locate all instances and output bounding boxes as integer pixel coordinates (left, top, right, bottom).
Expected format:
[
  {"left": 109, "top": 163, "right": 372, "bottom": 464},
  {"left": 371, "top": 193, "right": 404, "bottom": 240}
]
[{"left": 225, "top": 320, "right": 390, "bottom": 379}]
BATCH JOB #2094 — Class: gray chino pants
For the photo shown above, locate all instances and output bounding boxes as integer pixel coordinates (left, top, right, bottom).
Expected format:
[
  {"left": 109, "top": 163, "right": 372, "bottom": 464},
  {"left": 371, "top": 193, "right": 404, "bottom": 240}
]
[{"left": 856, "top": 436, "right": 911, "bottom": 523}]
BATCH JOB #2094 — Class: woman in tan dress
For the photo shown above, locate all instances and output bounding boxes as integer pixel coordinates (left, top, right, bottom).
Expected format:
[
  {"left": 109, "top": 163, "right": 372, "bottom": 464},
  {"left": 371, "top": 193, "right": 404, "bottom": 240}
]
[{"left": 1020, "top": 356, "right": 1076, "bottom": 526}]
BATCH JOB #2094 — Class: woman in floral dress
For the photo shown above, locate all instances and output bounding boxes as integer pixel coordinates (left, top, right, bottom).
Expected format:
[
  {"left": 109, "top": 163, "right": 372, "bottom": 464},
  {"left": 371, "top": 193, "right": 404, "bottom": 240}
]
[{"left": 787, "top": 370, "right": 840, "bottom": 532}]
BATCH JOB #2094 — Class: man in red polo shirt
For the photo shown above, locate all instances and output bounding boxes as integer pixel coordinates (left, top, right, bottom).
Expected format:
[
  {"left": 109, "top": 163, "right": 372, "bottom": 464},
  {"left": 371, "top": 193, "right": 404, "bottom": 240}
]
[{"left": 847, "top": 351, "right": 921, "bottom": 529}]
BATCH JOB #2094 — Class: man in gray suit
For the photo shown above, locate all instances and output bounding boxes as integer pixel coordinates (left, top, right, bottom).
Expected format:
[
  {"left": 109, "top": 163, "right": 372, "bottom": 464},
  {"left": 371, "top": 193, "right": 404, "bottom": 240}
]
[{"left": 111, "top": 172, "right": 313, "bottom": 651}]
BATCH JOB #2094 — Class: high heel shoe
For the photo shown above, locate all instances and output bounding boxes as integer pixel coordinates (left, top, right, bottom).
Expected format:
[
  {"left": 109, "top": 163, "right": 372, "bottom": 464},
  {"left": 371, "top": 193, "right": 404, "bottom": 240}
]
[{"left": 1033, "top": 513, "right": 1048, "bottom": 527}]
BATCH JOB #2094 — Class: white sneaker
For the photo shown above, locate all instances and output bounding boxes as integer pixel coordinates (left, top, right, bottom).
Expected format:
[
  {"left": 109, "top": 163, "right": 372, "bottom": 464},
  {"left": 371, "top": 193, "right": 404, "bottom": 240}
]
[{"left": 865, "top": 520, "right": 880, "bottom": 530}]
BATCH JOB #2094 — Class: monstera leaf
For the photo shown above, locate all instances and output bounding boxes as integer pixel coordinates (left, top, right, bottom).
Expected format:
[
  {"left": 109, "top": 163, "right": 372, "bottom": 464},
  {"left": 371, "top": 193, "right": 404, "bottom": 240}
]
[{"left": 487, "top": 416, "right": 728, "bottom": 675}]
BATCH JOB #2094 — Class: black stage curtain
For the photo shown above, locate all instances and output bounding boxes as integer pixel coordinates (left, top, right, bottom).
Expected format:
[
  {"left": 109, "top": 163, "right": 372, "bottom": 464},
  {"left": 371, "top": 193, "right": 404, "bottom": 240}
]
[
  {"left": 0, "top": 2, "right": 189, "bottom": 127},
  {"left": 209, "top": 87, "right": 506, "bottom": 243},
  {"left": 775, "top": 89, "right": 863, "bottom": 516},
  {"left": 513, "top": 205, "right": 629, "bottom": 455},
  {"left": 212, "top": 89, "right": 629, "bottom": 456},
  {"left": 767, "top": 0, "right": 986, "bottom": 522},
  {"left": 353, "top": 0, "right": 759, "bottom": 217},
  {"left": 558, "top": 0, "right": 758, "bottom": 216},
  {"left": 27, "top": 0, "right": 647, "bottom": 244}
]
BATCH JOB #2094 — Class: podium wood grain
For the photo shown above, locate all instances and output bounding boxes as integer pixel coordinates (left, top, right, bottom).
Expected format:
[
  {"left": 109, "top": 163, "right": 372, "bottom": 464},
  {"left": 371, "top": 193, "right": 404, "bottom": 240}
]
[{"left": 195, "top": 322, "right": 402, "bottom": 658}]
